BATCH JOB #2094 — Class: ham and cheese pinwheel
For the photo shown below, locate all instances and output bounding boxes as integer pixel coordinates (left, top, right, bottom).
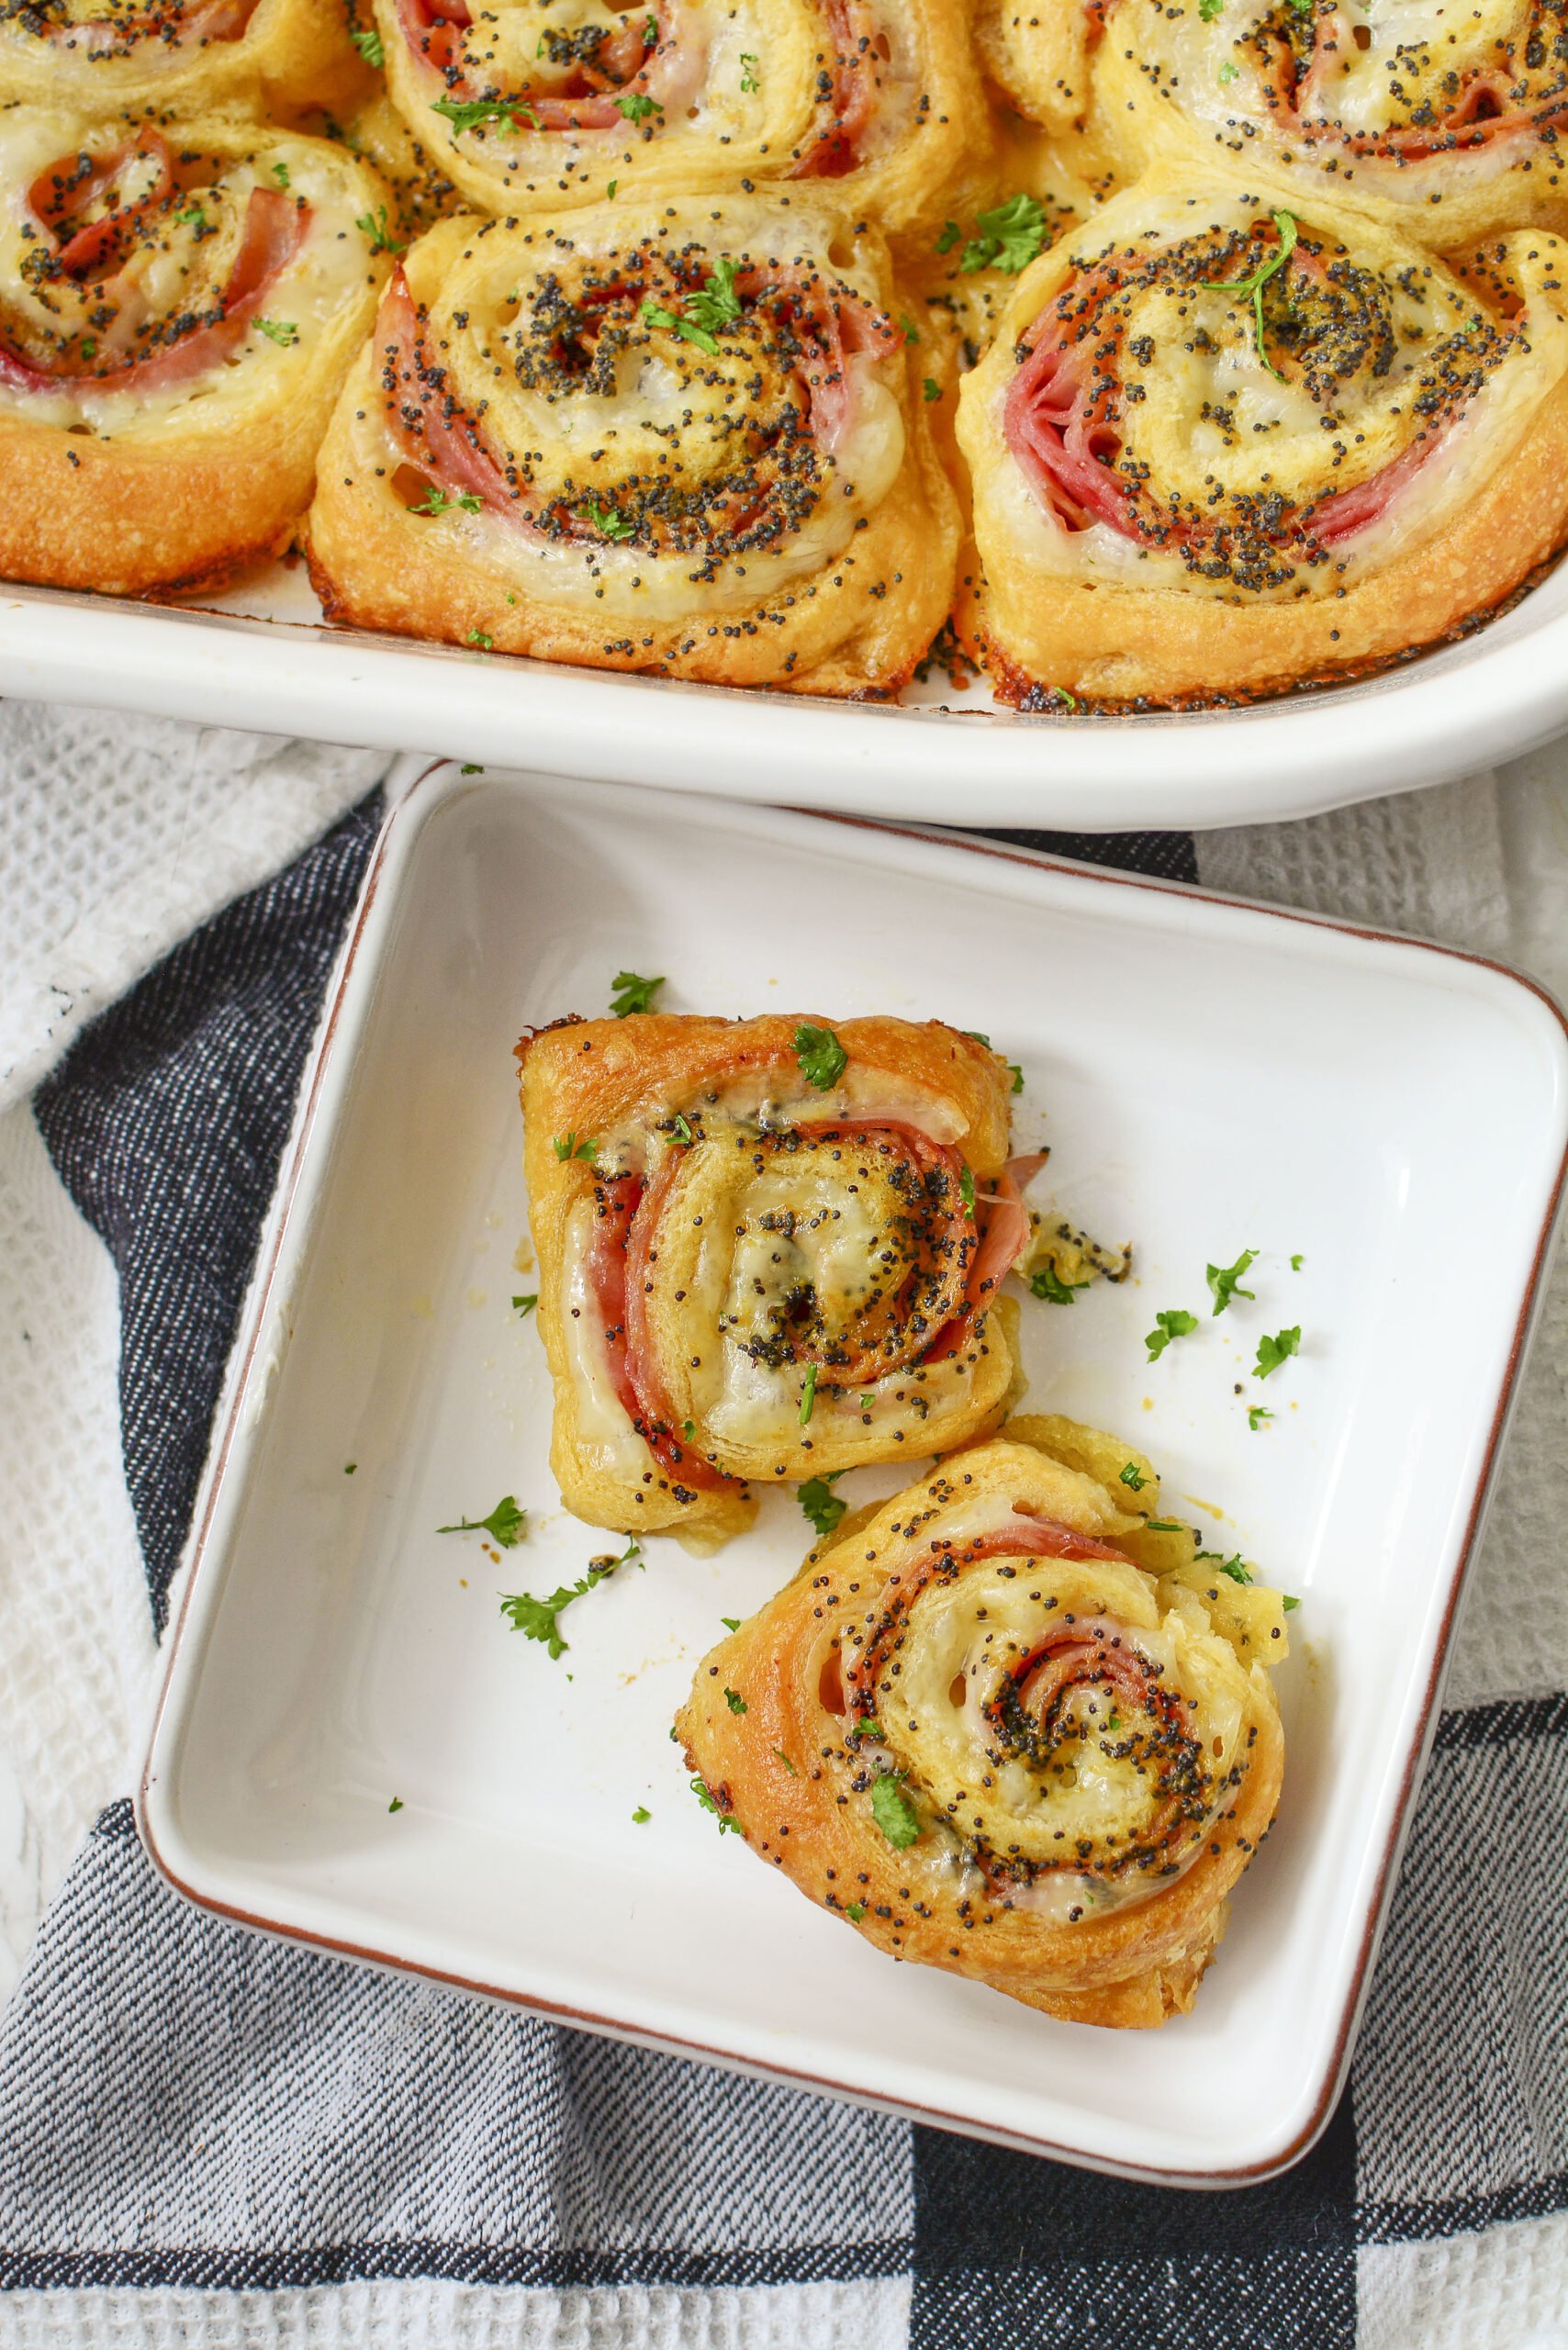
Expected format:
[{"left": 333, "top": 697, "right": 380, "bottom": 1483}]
[
  {"left": 678, "top": 1418, "right": 1288, "bottom": 2028},
  {"left": 517, "top": 1014, "right": 1032, "bottom": 1550},
  {"left": 0, "top": 116, "right": 394, "bottom": 599},
  {"left": 955, "top": 167, "right": 1568, "bottom": 707},
  {"left": 0, "top": 0, "right": 365, "bottom": 113},
  {"left": 1086, "top": 0, "right": 1568, "bottom": 249},
  {"left": 308, "top": 195, "right": 958, "bottom": 695},
  {"left": 375, "top": 0, "right": 988, "bottom": 244}
]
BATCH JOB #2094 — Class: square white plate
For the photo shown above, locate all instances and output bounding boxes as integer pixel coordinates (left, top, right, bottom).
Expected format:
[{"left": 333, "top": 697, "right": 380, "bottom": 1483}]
[{"left": 140, "top": 765, "right": 1568, "bottom": 2187}]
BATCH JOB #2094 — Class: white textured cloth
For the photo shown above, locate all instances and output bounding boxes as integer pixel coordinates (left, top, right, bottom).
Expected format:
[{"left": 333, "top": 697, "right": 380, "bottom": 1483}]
[{"left": 0, "top": 702, "right": 386, "bottom": 1112}]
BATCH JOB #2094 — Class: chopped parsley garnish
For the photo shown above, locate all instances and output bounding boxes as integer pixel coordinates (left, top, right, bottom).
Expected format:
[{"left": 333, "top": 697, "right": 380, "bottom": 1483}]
[
  {"left": 1146, "top": 1308, "right": 1198, "bottom": 1360},
  {"left": 607, "top": 179, "right": 617, "bottom": 198},
  {"left": 1291, "top": 1253, "right": 1305, "bottom": 1270},
  {"left": 80, "top": 337, "right": 95, "bottom": 359},
  {"left": 357, "top": 205, "right": 404, "bottom": 254},
  {"left": 846, "top": 1900, "right": 867, "bottom": 1922},
  {"left": 1105, "top": 1710, "right": 1120, "bottom": 1731},
  {"left": 1198, "top": 1551, "right": 1253, "bottom": 1584},
  {"left": 344, "top": 1462, "right": 357, "bottom": 1474},
  {"left": 901, "top": 314, "right": 919, "bottom": 343},
  {"left": 860, "top": 1392, "right": 875, "bottom": 1410},
  {"left": 272, "top": 161, "right": 291, "bottom": 189},
  {"left": 610, "top": 968, "right": 664, "bottom": 1015},
  {"left": 1254, "top": 1326, "right": 1302, "bottom": 1379},
  {"left": 723, "top": 1686, "right": 747, "bottom": 1715},
  {"left": 1249, "top": 1405, "right": 1274, "bottom": 1431},
  {"left": 870, "top": 1774, "right": 922, "bottom": 1849},
  {"left": 641, "top": 299, "right": 719, "bottom": 357},
  {"left": 1143, "top": 1517, "right": 1184, "bottom": 1532},
  {"left": 739, "top": 49, "right": 759, "bottom": 89},
  {"left": 1218, "top": 57, "right": 1239, "bottom": 79},
  {"left": 668, "top": 1113, "right": 693, "bottom": 1145},
  {"left": 1206, "top": 1247, "right": 1258, "bottom": 1316},
  {"left": 174, "top": 201, "right": 207, "bottom": 231},
  {"left": 958, "top": 1163, "right": 976, "bottom": 1218},
  {"left": 1282, "top": 1595, "right": 1301, "bottom": 1611},
  {"left": 923, "top": 375, "right": 941, "bottom": 401},
  {"left": 721, "top": 1615, "right": 741, "bottom": 1632},
  {"left": 1118, "top": 1461, "right": 1148, "bottom": 1492},
  {"left": 681, "top": 1419, "right": 696, "bottom": 1438},
  {"left": 687, "top": 256, "right": 743, "bottom": 335},
  {"left": 799, "top": 1472, "right": 846, "bottom": 1539},
  {"left": 799, "top": 1361, "right": 819, "bottom": 1426},
  {"left": 388, "top": 1796, "right": 403, "bottom": 1812},
  {"left": 498, "top": 1539, "right": 640, "bottom": 1658},
  {"left": 431, "top": 96, "right": 539, "bottom": 135},
  {"left": 960, "top": 1029, "right": 1023, "bottom": 1091},
  {"left": 438, "top": 1494, "right": 526, "bottom": 1547},
  {"left": 960, "top": 192, "right": 1048, "bottom": 275},
  {"left": 512, "top": 1293, "right": 537, "bottom": 1316},
  {"left": 644, "top": 11, "right": 657, "bottom": 36},
  {"left": 407, "top": 485, "right": 483, "bottom": 517},
  {"left": 794, "top": 1022, "right": 846, "bottom": 1090},
  {"left": 465, "top": 629, "right": 493, "bottom": 649},
  {"left": 1199, "top": 0, "right": 1224, "bottom": 17},
  {"left": 854, "top": 1718, "right": 885, "bottom": 1743},
  {"left": 553, "top": 1130, "right": 598, "bottom": 1162},
  {"left": 632, "top": 1806, "right": 651, "bottom": 1822},
  {"left": 615, "top": 91, "right": 663, "bottom": 121},
  {"left": 1200, "top": 209, "right": 1298, "bottom": 384},
  {"left": 583, "top": 498, "right": 634, "bottom": 542},
  {"left": 254, "top": 319, "right": 298, "bottom": 347},
  {"left": 935, "top": 220, "right": 961, "bottom": 254},
  {"left": 774, "top": 1748, "right": 799, "bottom": 1774},
  {"left": 351, "top": 25, "right": 384, "bottom": 63},
  {"left": 690, "top": 1775, "right": 744, "bottom": 1834},
  {"left": 1030, "top": 1263, "right": 1088, "bottom": 1305}
]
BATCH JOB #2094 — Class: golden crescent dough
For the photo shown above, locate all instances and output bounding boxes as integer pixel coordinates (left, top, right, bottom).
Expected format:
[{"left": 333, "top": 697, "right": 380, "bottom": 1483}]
[
  {"left": 0, "top": 113, "right": 394, "bottom": 599},
  {"left": 974, "top": 0, "right": 1095, "bottom": 140},
  {"left": 677, "top": 1419, "right": 1288, "bottom": 2028},
  {"left": 1086, "top": 0, "right": 1568, "bottom": 250},
  {"left": 307, "top": 194, "right": 958, "bottom": 697},
  {"left": 332, "top": 94, "right": 465, "bottom": 241},
  {"left": 517, "top": 1013, "right": 1024, "bottom": 1547},
  {"left": 954, "top": 163, "right": 1568, "bottom": 708},
  {"left": 375, "top": 0, "right": 991, "bottom": 248},
  {"left": 0, "top": 0, "right": 367, "bottom": 112}
]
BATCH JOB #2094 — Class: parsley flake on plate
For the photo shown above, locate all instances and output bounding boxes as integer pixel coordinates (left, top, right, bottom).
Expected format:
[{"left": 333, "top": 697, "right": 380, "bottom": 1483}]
[
  {"left": 610, "top": 968, "right": 664, "bottom": 1016},
  {"left": 512, "top": 1293, "right": 537, "bottom": 1316},
  {"left": 799, "top": 1472, "right": 846, "bottom": 1540},
  {"left": 1206, "top": 1247, "right": 1258, "bottom": 1316},
  {"left": 498, "top": 1539, "right": 640, "bottom": 1658},
  {"left": 1146, "top": 1308, "right": 1198, "bottom": 1361},
  {"left": 1254, "top": 1325, "right": 1302, "bottom": 1379},
  {"left": 632, "top": 1806, "right": 651, "bottom": 1823},
  {"left": 870, "top": 1774, "right": 922, "bottom": 1850},
  {"left": 721, "top": 1616, "right": 741, "bottom": 1632},
  {"left": 438, "top": 1494, "right": 526, "bottom": 1547},
  {"left": 1249, "top": 1404, "right": 1274, "bottom": 1431},
  {"left": 387, "top": 1796, "right": 403, "bottom": 1812},
  {"left": 794, "top": 1021, "right": 846, "bottom": 1090}
]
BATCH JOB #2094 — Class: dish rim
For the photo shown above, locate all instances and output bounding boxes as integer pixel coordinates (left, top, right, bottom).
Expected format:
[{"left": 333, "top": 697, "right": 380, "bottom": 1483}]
[
  {"left": 4, "top": 571, "right": 1568, "bottom": 832},
  {"left": 136, "top": 762, "right": 1568, "bottom": 2188}
]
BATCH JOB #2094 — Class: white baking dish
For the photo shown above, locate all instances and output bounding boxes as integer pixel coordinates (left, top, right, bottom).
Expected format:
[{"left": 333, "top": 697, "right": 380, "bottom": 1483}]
[
  {"left": 138, "top": 766, "right": 1568, "bottom": 2184},
  {"left": 5, "top": 546, "right": 1565, "bottom": 831}
]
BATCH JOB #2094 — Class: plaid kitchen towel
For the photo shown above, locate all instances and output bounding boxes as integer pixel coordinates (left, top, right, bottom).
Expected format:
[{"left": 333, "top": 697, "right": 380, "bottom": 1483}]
[{"left": 0, "top": 755, "right": 1564, "bottom": 2350}]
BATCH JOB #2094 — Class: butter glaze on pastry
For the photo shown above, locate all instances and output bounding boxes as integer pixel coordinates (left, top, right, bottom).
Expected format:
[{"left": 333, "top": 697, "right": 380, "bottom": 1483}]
[
  {"left": 955, "top": 166, "right": 1568, "bottom": 707},
  {"left": 376, "top": 0, "right": 990, "bottom": 243},
  {"left": 0, "top": 0, "right": 365, "bottom": 112},
  {"left": 0, "top": 113, "right": 393, "bottom": 598},
  {"left": 308, "top": 195, "right": 958, "bottom": 695},
  {"left": 1088, "top": 0, "right": 1568, "bottom": 248},
  {"left": 516, "top": 1013, "right": 1030, "bottom": 1548},
  {"left": 677, "top": 1418, "right": 1288, "bottom": 2027}
]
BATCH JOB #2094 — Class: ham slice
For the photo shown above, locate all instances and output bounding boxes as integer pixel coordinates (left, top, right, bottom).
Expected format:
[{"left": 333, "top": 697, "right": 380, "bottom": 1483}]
[
  {"left": 42, "top": 0, "right": 256, "bottom": 52},
  {"left": 28, "top": 130, "right": 174, "bottom": 282},
  {"left": 1002, "top": 330, "right": 1131, "bottom": 535},
  {"left": 377, "top": 269, "right": 526, "bottom": 517},
  {"left": 790, "top": 0, "right": 882, "bottom": 178}
]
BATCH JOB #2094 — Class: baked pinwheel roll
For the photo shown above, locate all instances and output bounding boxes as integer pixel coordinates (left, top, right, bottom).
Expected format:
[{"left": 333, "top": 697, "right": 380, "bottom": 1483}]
[
  {"left": 1089, "top": 0, "right": 1568, "bottom": 248},
  {"left": 375, "top": 0, "right": 988, "bottom": 244},
  {"left": 517, "top": 1014, "right": 1032, "bottom": 1548},
  {"left": 678, "top": 1417, "right": 1289, "bottom": 2027},
  {"left": 955, "top": 168, "right": 1568, "bottom": 707},
  {"left": 0, "top": 0, "right": 365, "bottom": 114},
  {"left": 308, "top": 196, "right": 958, "bottom": 695},
  {"left": 0, "top": 115, "right": 393, "bottom": 599}
]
